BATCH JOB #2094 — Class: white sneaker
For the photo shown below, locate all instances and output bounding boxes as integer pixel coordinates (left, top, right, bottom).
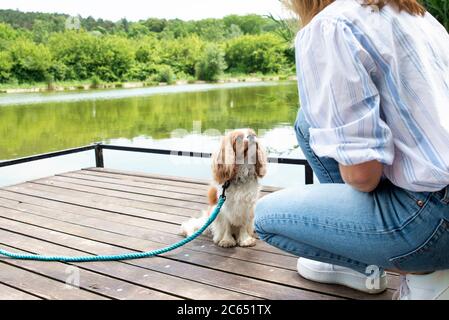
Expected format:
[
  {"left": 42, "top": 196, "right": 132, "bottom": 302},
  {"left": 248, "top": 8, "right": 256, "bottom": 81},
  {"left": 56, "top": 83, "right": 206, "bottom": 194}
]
[
  {"left": 297, "top": 258, "right": 387, "bottom": 294},
  {"left": 397, "top": 270, "right": 449, "bottom": 300}
]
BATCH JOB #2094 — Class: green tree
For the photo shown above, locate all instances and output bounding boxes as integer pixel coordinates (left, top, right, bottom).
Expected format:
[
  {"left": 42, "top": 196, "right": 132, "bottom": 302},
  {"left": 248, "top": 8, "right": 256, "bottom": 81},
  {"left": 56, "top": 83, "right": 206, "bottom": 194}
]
[
  {"left": 154, "top": 64, "right": 175, "bottom": 84},
  {"left": 223, "top": 15, "right": 268, "bottom": 35},
  {"left": 0, "top": 51, "right": 13, "bottom": 82},
  {"left": 96, "top": 36, "right": 134, "bottom": 81},
  {"left": 143, "top": 18, "right": 167, "bottom": 33},
  {"left": 195, "top": 44, "right": 227, "bottom": 81},
  {"left": 32, "top": 19, "right": 52, "bottom": 43},
  {"left": 161, "top": 35, "right": 204, "bottom": 75},
  {"left": 160, "top": 19, "right": 192, "bottom": 39},
  {"left": 128, "top": 22, "right": 149, "bottom": 38},
  {"left": 48, "top": 31, "right": 97, "bottom": 80},
  {"left": 0, "top": 22, "right": 17, "bottom": 41},
  {"left": 227, "top": 24, "right": 244, "bottom": 39},
  {"left": 8, "top": 38, "right": 52, "bottom": 82},
  {"left": 0, "top": 22, "right": 18, "bottom": 52},
  {"left": 0, "top": 10, "right": 297, "bottom": 84},
  {"left": 225, "top": 33, "right": 289, "bottom": 74},
  {"left": 193, "top": 18, "right": 226, "bottom": 41}
]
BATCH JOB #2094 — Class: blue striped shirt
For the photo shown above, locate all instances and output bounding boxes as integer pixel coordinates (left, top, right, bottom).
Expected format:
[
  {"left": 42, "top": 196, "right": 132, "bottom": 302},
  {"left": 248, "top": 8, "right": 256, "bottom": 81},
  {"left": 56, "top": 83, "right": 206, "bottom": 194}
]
[{"left": 295, "top": 0, "right": 449, "bottom": 192}]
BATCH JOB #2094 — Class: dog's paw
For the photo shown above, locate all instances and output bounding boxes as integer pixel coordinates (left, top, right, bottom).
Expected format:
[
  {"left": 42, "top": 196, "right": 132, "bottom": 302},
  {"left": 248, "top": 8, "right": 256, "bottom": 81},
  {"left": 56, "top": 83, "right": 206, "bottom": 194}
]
[
  {"left": 179, "top": 223, "right": 190, "bottom": 237},
  {"left": 238, "top": 237, "right": 257, "bottom": 247},
  {"left": 217, "top": 238, "right": 237, "bottom": 248}
]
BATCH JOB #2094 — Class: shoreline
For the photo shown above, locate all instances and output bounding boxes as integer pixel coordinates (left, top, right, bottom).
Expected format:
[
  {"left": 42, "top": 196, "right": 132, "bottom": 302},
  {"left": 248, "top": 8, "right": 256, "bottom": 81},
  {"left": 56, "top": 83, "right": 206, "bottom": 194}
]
[{"left": 0, "top": 75, "right": 297, "bottom": 95}]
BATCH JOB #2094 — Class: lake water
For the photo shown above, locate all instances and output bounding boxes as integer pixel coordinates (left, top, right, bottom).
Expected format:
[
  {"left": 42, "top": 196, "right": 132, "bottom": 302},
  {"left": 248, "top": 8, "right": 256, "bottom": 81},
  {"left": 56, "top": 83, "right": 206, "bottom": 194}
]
[{"left": 0, "top": 81, "right": 310, "bottom": 188}]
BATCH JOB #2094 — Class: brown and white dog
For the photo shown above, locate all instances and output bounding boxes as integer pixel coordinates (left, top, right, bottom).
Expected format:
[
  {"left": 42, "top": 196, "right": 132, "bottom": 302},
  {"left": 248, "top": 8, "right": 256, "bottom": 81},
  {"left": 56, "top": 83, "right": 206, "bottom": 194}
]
[{"left": 180, "top": 129, "right": 267, "bottom": 247}]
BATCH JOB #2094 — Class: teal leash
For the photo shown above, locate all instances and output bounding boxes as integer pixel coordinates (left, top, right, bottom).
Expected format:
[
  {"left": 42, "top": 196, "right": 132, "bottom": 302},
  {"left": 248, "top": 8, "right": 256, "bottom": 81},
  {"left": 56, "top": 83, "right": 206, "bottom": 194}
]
[{"left": 0, "top": 182, "right": 230, "bottom": 262}]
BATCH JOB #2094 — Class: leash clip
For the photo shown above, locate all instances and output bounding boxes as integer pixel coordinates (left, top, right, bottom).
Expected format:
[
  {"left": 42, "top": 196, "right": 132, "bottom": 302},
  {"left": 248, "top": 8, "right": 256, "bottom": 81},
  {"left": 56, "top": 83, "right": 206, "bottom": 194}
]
[{"left": 221, "top": 180, "right": 231, "bottom": 200}]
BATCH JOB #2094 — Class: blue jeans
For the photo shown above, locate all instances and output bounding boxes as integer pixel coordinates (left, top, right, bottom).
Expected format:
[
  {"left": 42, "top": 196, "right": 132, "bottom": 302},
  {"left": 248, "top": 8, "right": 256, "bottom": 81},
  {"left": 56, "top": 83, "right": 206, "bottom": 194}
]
[{"left": 255, "top": 109, "right": 449, "bottom": 274}]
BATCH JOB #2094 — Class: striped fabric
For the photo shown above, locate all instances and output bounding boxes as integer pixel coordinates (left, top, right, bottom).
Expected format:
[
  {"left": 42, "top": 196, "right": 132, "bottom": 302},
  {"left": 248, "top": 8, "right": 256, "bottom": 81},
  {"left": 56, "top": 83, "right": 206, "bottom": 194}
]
[{"left": 295, "top": 0, "right": 449, "bottom": 191}]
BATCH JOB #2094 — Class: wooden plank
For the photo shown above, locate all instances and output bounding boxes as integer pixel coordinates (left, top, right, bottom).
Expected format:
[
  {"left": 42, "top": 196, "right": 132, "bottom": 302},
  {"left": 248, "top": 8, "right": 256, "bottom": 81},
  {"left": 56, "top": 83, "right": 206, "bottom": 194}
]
[
  {"left": 6, "top": 181, "right": 278, "bottom": 256},
  {"left": 0, "top": 283, "right": 41, "bottom": 300},
  {"left": 31, "top": 179, "right": 207, "bottom": 212},
  {"left": 0, "top": 187, "right": 396, "bottom": 284},
  {"left": 84, "top": 167, "right": 281, "bottom": 193},
  {"left": 85, "top": 167, "right": 213, "bottom": 186},
  {"left": 0, "top": 170, "right": 398, "bottom": 300},
  {"left": 5, "top": 184, "right": 192, "bottom": 222},
  {"left": 0, "top": 219, "right": 262, "bottom": 300},
  {"left": 26, "top": 181, "right": 199, "bottom": 216},
  {"left": 0, "top": 215, "right": 337, "bottom": 300},
  {"left": 67, "top": 170, "right": 274, "bottom": 197},
  {"left": 42, "top": 175, "right": 208, "bottom": 204},
  {"left": 0, "top": 194, "right": 301, "bottom": 270},
  {"left": 0, "top": 243, "right": 178, "bottom": 300},
  {"left": 0, "top": 206, "right": 392, "bottom": 299},
  {"left": 53, "top": 171, "right": 273, "bottom": 219},
  {"left": 0, "top": 199, "right": 300, "bottom": 268},
  {"left": 0, "top": 190, "right": 181, "bottom": 234},
  {"left": 80, "top": 168, "right": 207, "bottom": 190},
  {"left": 0, "top": 261, "right": 107, "bottom": 300},
  {"left": 0, "top": 208, "right": 345, "bottom": 300},
  {"left": 0, "top": 190, "right": 294, "bottom": 258},
  {"left": 1, "top": 183, "right": 290, "bottom": 257},
  {"left": 61, "top": 171, "right": 208, "bottom": 197}
]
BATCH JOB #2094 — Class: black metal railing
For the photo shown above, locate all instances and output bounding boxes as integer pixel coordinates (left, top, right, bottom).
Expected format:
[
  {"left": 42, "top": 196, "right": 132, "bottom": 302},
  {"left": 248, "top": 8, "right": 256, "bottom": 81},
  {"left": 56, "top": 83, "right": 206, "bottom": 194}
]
[{"left": 0, "top": 143, "right": 314, "bottom": 184}]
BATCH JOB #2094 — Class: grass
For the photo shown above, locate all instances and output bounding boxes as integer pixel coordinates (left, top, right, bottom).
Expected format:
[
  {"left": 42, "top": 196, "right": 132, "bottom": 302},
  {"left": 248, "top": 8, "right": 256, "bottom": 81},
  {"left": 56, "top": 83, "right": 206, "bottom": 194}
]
[
  {"left": 0, "top": 80, "right": 90, "bottom": 90},
  {"left": 0, "top": 72, "right": 297, "bottom": 93}
]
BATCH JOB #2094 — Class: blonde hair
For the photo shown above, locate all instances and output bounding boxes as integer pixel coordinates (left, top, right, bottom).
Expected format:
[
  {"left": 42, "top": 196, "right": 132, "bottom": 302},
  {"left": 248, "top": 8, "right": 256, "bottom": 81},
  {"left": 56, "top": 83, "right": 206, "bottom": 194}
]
[{"left": 283, "top": 0, "right": 426, "bottom": 26}]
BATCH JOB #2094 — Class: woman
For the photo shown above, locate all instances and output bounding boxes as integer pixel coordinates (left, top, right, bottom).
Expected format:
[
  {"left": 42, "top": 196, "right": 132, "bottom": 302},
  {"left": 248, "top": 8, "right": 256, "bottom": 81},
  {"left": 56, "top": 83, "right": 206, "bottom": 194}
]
[{"left": 254, "top": 0, "right": 449, "bottom": 300}]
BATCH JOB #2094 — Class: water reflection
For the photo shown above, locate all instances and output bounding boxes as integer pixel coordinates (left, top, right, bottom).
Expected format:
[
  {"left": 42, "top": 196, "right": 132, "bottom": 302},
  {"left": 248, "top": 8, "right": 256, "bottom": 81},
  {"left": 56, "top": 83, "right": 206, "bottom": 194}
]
[{"left": 0, "top": 82, "right": 307, "bottom": 187}]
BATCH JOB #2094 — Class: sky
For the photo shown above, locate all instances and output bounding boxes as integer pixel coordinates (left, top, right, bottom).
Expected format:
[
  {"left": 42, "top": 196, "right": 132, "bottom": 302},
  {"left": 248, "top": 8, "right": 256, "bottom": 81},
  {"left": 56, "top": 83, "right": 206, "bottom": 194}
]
[{"left": 0, "top": 0, "right": 290, "bottom": 21}]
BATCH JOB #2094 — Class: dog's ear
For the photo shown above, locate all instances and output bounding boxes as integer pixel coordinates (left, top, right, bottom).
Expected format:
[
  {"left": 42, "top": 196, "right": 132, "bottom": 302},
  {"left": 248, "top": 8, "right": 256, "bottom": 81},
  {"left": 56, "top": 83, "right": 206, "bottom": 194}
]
[
  {"left": 212, "top": 133, "right": 236, "bottom": 184},
  {"left": 256, "top": 142, "right": 268, "bottom": 178}
]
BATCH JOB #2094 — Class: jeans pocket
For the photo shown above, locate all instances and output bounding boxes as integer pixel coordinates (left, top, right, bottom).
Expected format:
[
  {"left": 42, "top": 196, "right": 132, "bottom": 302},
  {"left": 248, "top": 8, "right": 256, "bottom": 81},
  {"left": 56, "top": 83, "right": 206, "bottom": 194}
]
[
  {"left": 403, "top": 189, "right": 431, "bottom": 204},
  {"left": 389, "top": 219, "right": 449, "bottom": 272}
]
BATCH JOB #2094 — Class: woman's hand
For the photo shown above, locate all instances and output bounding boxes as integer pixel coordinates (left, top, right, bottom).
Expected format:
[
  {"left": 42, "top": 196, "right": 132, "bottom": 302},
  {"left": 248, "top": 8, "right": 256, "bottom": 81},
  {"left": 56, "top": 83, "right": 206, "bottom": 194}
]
[{"left": 339, "top": 160, "right": 383, "bottom": 193}]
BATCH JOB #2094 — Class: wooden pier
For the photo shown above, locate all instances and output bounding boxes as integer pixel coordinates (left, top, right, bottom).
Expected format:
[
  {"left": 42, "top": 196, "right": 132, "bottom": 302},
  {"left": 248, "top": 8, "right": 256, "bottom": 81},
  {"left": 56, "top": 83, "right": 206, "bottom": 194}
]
[{"left": 0, "top": 168, "right": 398, "bottom": 300}]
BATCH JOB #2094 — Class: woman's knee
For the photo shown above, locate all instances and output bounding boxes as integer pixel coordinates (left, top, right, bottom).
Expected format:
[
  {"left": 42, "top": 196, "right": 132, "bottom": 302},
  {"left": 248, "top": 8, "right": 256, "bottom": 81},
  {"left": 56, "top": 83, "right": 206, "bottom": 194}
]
[
  {"left": 254, "top": 190, "right": 290, "bottom": 240},
  {"left": 254, "top": 188, "right": 307, "bottom": 240},
  {"left": 254, "top": 194, "right": 272, "bottom": 239}
]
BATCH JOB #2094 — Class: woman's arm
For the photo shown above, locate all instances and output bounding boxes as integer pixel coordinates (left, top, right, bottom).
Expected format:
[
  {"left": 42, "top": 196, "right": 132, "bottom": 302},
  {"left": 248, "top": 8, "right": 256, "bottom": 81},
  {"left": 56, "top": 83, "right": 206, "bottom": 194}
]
[{"left": 339, "top": 160, "right": 383, "bottom": 192}]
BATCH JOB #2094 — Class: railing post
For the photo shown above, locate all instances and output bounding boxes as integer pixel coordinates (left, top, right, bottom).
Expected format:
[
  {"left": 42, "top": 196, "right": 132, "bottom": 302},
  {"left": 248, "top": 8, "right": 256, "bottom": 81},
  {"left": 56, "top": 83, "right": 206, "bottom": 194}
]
[
  {"left": 305, "top": 164, "right": 314, "bottom": 185},
  {"left": 95, "top": 143, "right": 104, "bottom": 168}
]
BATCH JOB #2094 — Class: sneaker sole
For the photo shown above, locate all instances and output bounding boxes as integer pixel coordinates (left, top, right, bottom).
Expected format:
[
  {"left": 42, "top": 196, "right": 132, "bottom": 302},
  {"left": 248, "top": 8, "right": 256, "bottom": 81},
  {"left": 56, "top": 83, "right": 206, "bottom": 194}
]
[{"left": 297, "top": 261, "right": 387, "bottom": 294}]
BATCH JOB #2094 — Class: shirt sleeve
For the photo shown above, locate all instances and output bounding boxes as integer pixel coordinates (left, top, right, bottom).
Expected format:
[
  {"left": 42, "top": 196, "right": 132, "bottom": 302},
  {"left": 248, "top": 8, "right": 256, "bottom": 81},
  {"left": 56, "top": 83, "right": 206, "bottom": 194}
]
[{"left": 295, "top": 18, "right": 394, "bottom": 166}]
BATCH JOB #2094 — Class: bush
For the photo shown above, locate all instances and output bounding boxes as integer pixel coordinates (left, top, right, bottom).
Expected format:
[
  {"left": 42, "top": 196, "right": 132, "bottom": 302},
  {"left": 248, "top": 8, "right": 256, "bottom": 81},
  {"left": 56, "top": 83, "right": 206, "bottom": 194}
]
[
  {"left": 154, "top": 65, "right": 175, "bottom": 84},
  {"left": 0, "top": 51, "right": 12, "bottom": 82},
  {"left": 8, "top": 38, "right": 52, "bottom": 83},
  {"left": 225, "top": 33, "right": 288, "bottom": 74},
  {"left": 48, "top": 31, "right": 134, "bottom": 82},
  {"left": 126, "top": 62, "right": 157, "bottom": 81},
  {"left": 0, "top": 13, "right": 298, "bottom": 85},
  {"left": 45, "top": 73, "right": 55, "bottom": 90},
  {"left": 195, "top": 44, "right": 227, "bottom": 82},
  {"left": 90, "top": 75, "right": 101, "bottom": 88},
  {"left": 161, "top": 35, "right": 204, "bottom": 76}
]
